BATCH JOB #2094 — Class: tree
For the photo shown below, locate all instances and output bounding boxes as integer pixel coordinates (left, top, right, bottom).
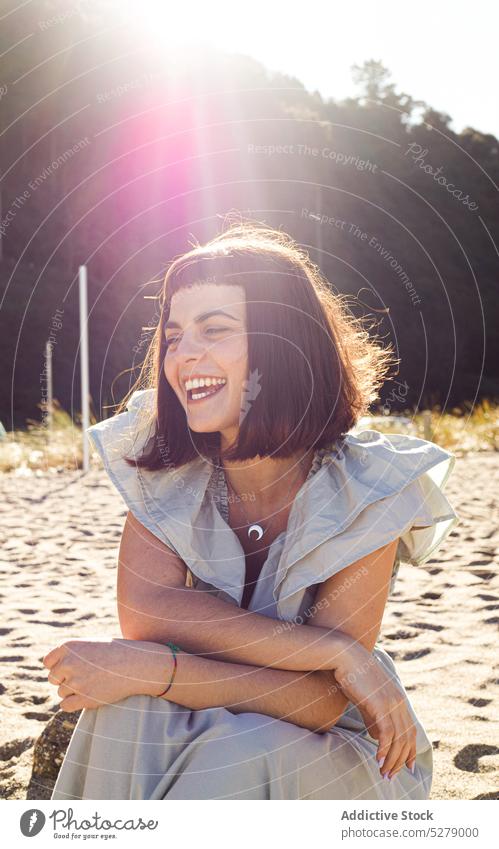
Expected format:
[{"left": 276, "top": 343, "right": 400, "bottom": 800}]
[{"left": 351, "top": 59, "right": 427, "bottom": 124}]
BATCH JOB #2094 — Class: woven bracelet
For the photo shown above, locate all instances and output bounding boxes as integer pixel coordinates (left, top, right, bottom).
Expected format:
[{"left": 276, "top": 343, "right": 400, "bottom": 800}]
[{"left": 156, "top": 641, "right": 181, "bottom": 698}]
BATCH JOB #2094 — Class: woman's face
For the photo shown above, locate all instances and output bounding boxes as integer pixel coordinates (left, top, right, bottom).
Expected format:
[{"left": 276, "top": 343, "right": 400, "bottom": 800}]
[{"left": 163, "top": 283, "right": 248, "bottom": 441}]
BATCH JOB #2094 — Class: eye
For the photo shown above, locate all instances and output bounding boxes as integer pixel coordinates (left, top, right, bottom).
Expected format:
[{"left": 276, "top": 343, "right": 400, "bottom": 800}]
[
  {"left": 164, "top": 326, "right": 228, "bottom": 349},
  {"left": 205, "top": 326, "right": 228, "bottom": 335},
  {"left": 165, "top": 335, "right": 180, "bottom": 349}
]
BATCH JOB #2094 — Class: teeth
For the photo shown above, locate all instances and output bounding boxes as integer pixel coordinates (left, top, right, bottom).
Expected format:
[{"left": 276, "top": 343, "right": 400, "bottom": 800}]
[
  {"left": 191, "top": 383, "right": 225, "bottom": 400},
  {"left": 184, "top": 377, "right": 226, "bottom": 391}
]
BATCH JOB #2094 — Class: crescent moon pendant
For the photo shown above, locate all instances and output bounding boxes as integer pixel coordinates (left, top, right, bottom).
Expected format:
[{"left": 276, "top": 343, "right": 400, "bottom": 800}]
[{"left": 248, "top": 524, "right": 264, "bottom": 541}]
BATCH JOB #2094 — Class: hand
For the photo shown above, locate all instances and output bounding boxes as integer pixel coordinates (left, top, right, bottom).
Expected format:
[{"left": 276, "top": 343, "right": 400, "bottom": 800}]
[
  {"left": 42, "top": 638, "right": 174, "bottom": 712},
  {"left": 331, "top": 634, "right": 417, "bottom": 780}
]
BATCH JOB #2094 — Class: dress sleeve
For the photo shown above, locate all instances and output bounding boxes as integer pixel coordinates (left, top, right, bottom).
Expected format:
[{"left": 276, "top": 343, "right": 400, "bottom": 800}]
[
  {"left": 86, "top": 388, "right": 180, "bottom": 556},
  {"left": 274, "top": 431, "right": 460, "bottom": 614},
  {"left": 327, "top": 469, "right": 459, "bottom": 594}
]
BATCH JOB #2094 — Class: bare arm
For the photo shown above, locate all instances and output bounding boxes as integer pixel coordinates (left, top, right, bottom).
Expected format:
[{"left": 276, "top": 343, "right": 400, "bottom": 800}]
[
  {"left": 123, "top": 540, "right": 399, "bottom": 734},
  {"left": 50, "top": 517, "right": 405, "bottom": 741},
  {"left": 301, "top": 538, "right": 399, "bottom": 721},
  {"left": 142, "top": 642, "right": 344, "bottom": 733},
  {"left": 118, "top": 511, "right": 351, "bottom": 673}
]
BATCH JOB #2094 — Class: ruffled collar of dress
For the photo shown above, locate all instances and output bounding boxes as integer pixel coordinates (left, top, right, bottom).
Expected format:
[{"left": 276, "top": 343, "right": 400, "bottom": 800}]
[
  {"left": 206, "top": 441, "right": 336, "bottom": 526},
  {"left": 101, "top": 388, "right": 455, "bottom": 609}
]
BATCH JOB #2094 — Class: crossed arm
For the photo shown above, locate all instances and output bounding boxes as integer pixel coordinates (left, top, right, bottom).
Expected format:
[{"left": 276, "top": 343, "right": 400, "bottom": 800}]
[{"left": 118, "top": 511, "right": 398, "bottom": 733}]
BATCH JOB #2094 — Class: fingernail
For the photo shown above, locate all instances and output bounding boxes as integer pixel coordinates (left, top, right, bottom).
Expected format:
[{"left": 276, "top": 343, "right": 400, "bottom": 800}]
[
  {"left": 377, "top": 756, "right": 385, "bottom": 768},
  {"left": 383, "top": 773, "right": 390, "bottom": 780},
  {"left": 410, "top": 763, "right": 415, "bottom": 774}
]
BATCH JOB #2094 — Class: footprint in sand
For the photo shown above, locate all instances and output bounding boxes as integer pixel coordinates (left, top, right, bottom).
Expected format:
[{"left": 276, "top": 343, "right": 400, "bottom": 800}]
[
  {"left": 0, "top": 738, "right": 35, "bottom": 761},
  {"left": 402, "top": 648, "right": 432, "bottom": 660},
  {"left": 385, "top": 629, "right": 420, "bottom": 640},
  {"left": 478, "top": 677, "right": 499, "bottom": 689},
  {"left": 11, "top": 673, "right": 47, "bottom": 682},
  {"left": 26, "top": 620, "right": 70, "bottom": 628},
  {"left": 421, "top": 591, "right": 442, "bottom": 600},
  {"left": 484, "top": 616, "right": 499, "bottom": 626},
  {"left": 23, "top": 711, "right": 52, "bottom": 722},
  {"left": 13, "top": 695, "right": 48, "bottom": 705},
  {"left": 409, "top": 622, "right": 445, "bottom": 631},
  {"left": 470, "top": 570, "right": 496, "bottom": 581},
  {"left": 468, "top": 698, "right": 492, "bottom": 707},
  {"left": 454, "top": 744, "right": 499, "bottom": 773}
]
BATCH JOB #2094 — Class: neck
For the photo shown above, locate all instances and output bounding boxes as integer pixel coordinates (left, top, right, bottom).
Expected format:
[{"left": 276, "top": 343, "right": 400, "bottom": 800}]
[{"left": 221, "top": 448, "right": 315, "bottom": 509}]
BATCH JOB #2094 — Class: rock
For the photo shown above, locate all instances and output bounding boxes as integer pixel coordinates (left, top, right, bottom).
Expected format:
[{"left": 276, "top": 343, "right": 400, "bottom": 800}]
[{"left": 26, "top": 710, "right": 81, "bottom": 800}]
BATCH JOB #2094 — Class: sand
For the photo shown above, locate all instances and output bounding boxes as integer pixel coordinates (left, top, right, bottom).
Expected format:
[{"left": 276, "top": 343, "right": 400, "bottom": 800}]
[{"left": 0, "top": 452, "right": 498, "bottom": 800}]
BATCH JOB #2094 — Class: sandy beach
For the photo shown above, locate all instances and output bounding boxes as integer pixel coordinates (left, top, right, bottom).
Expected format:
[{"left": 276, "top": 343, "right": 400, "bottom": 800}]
[{"left": 1, "top": 451, "right": 498, "bottom": 800}]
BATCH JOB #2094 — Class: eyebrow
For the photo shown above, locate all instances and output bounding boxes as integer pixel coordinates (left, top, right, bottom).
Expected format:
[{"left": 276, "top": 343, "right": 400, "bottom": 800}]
[{"left": 164, "top": 309, "right": 241, "bottom": 331}]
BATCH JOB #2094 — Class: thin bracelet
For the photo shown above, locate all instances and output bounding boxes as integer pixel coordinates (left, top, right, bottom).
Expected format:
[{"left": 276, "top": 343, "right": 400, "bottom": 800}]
[{"left": 156, "top": 641, "right": 181, "bottom": 698}]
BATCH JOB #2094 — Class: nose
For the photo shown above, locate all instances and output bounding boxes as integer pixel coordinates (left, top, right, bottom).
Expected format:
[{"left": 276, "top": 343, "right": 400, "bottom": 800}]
[{"left": 171, "top": 327, "right": 207, "bottom": 362}]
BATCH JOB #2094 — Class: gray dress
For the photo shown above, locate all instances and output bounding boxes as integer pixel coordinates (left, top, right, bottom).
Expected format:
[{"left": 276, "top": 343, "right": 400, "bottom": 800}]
[{"left": 51, "top": 389, "right": 458, "bottom": 800}]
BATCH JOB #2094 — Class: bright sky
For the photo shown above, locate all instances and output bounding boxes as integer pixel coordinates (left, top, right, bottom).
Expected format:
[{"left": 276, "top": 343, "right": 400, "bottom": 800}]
[{"left": 121, "top": 0, "right": 498, "bottom": 139}]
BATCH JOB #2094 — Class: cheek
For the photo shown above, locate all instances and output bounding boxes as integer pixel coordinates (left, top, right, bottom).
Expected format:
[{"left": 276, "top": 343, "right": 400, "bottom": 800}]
[
  {"left": 221, "top": 337, "right": 248, "bottom": 374},
  {"left": 163, "top": 355, "right": 178, "bottom": 393}
]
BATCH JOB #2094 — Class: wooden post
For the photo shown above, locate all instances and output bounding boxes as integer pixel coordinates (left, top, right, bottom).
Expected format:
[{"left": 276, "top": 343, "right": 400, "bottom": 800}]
[
  {"left": 45, "top": 340, "right": 53, "bottom": 430},
  {"left": 79, "top": 266, "right": 90, "bottom": 472},
  {"left": 422, "top": 409, "right": 432, "bottom": 441}
]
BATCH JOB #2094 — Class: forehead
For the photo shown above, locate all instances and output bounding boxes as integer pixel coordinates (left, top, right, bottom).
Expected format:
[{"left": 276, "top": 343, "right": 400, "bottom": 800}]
[{"left": 167, "top": 283, "right": 246, "bottom": 324}]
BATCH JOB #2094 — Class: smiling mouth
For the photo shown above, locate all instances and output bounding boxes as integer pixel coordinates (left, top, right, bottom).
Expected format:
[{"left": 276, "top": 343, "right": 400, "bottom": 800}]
[{"left": 186, "top": 382, "right": 227, "bottom": 403}]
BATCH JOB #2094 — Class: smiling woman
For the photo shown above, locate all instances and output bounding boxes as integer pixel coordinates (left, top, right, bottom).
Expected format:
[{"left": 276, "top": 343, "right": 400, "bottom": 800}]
[
  {"left": 49, "top": 220, "right": 458, "bottom": 801},
  {"left": 116, "top": 221, "right": 393, "bottom": 469}
]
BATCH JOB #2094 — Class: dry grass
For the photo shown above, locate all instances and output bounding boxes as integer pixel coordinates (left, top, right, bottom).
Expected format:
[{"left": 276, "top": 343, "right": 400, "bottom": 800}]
[
  {"left": 358, "top": 398, "right": 499, "bottom": 456},
  {"left": 0, "top": 399, "right": 98, "bottom": 475},
  {"left": 1, "top": 398, "right": 498, "bottom": 474}
]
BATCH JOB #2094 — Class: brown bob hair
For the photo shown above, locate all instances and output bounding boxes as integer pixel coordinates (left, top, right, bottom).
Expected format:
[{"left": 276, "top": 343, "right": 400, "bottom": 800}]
[{"left": 119, "top": 220, "right": 396, "bottom": 470}]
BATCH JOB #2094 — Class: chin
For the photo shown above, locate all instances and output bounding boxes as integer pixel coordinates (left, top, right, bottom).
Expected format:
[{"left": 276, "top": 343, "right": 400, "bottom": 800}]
[{"left": 187, "top": 418, "right": 220, "bottom": 433}]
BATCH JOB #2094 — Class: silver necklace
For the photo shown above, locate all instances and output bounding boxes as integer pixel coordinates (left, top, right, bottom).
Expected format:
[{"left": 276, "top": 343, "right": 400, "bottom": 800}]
[{"left": 224, "top": 455, "right": 310, "bottom": 541}]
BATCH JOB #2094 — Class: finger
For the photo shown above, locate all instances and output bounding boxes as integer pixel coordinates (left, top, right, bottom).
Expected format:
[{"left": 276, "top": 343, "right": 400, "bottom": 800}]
[
  {"left": 379, "top": 727, "right": 403, "bottom": 777},
  {"left": 57, "top": 683, "right": 74, "bottom": 698},
  {"left": 386, "top": 741, "right": 412, "bottom": 779},
  {"left": 59, "top": 695, "right": 82, "bottom": 712},
  {"left": 43, "top": 646, "right": 64, "bottom": 668},
  {"left": 406, "top": 740, "right": 418, "bottom": 774},
  {"left": 47, "top": 659, "right": 67, "bottom": 685},
  {"left": 374, "top": 720, "right": 394, "bottom": 768},
  {"left": 47, "top": 670, "right": 65, "bottom": 686}
]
